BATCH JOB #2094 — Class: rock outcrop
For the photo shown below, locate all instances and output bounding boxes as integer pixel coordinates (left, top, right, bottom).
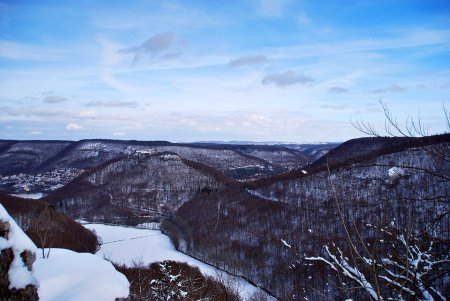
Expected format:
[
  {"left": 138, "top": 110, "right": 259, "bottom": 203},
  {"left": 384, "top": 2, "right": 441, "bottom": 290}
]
[{"left": 0, "top": 203, "right": 39, "bottom": 301}]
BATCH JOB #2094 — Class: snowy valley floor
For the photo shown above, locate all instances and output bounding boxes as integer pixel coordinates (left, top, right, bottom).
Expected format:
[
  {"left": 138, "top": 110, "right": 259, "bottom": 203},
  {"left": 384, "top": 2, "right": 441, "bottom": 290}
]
[{"left": 83, "top": 223, "right": 271, "bottom": 300}]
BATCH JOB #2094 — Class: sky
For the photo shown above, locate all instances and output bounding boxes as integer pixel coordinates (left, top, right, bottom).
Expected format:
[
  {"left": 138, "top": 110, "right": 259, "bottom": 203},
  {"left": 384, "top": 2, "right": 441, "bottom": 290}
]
[{"left": 0, "top": 0, "right": 449, "bottom": 142}]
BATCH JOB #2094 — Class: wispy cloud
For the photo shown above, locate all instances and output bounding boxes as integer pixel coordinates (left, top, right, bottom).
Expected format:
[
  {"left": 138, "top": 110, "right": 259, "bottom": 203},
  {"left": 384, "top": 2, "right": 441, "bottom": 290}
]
[
  {"left": 262, "top": 70, "right": 314, "bottom": 87},
  {"left": 229, "top": 55, "right": 269, "bottom": 67},
  {"left": 113, "top": 131, "right": 126, "bottom": 136},
  {"left": 279, "top": 29, "right": 450, "bottom": 60},
  {"left": 0, "top": 40, "right": 61, "bottom": 61},
  {"left": 98, "top": 37, "right": 141, "bottom": 94},
  {"left": 368, "top": 84, "right": 405, "bottom": 94}
]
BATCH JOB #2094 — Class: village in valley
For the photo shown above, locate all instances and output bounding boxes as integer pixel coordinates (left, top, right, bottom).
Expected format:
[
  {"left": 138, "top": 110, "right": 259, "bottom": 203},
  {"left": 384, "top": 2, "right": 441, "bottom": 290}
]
[{"left": 0, "top": 168, "right": 83, "bottom": 195}]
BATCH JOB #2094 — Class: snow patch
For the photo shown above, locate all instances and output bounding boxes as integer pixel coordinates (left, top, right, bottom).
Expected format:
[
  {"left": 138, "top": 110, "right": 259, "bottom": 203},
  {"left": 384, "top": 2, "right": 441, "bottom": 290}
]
[
  {"left": 11, "top": 193, "right": 44, "bottom": 199},
  {"left": 388, "top": 166, "right": 405, "bottom": 178}
]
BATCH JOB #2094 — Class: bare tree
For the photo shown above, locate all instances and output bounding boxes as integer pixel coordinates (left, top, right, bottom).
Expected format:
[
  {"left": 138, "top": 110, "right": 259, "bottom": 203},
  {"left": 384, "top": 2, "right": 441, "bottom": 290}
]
[{"left": 30, "top": 208, "right": 54, "bottom": 258}]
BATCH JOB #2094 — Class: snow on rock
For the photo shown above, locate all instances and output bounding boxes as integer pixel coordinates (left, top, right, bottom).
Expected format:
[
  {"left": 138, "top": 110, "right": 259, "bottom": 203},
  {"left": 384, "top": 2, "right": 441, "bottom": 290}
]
[
  {"left": 0, "top": 203, "right": 38, "bottom": 290},
  {"left": 388, "top": 166, "right": 405, "bottom": 178},
  {"left": 34, "top": 248, "right": 129, "bottom": 301}
]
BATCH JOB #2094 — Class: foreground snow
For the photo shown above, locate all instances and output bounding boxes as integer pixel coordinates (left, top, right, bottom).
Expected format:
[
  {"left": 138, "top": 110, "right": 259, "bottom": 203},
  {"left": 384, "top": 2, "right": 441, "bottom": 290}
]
[
  {"left": 34, "top": 248, "right": 129, "bottom": 301},
  {"left": 84, "top": 223, "right": 270, "bottom": 300}
]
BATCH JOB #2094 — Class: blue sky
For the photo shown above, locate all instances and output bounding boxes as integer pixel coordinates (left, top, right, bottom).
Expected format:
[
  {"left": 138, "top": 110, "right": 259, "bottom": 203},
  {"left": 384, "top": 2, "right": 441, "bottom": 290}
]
[{"left": 0, "top": 0, "right": 449, "bottom": 142}]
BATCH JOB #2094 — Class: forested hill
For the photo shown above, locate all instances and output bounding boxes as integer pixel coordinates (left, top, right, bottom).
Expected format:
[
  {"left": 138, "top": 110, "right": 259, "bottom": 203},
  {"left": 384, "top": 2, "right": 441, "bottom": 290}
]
[
  {"left": 169, "top": 134, "right": 449, "bottom": 300},
  {"left": 309, "top": 133, "right": 450, "bottom": 171},
  {"left": 0, "top": 134, "right": 448, "bottom": 300},
  {"left": 244, "top": 133, "right": 450, "bottom": 188}
]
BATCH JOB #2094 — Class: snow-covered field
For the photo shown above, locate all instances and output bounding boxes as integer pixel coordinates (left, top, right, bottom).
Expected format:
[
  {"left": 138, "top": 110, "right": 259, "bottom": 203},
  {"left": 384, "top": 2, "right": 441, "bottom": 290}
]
[{"left": 84, "top": 223, "right": 271, "bottom": 300}]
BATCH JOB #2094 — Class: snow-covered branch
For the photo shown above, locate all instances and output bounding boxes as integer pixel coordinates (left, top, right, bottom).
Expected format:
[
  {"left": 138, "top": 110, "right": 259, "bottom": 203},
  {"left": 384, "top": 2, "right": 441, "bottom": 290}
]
[
  {"left": 306, "top": 245, "right": 382, "bottom": 301},
  {"left": 304, "top": 224, "right": 449, "bottom": 301}
]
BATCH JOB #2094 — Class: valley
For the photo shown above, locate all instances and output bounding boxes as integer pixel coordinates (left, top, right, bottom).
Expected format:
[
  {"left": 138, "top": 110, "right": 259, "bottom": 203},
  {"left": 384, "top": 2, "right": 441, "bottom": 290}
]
[{"left": 0, "top": 135, "right": 448, "bottom": 300}]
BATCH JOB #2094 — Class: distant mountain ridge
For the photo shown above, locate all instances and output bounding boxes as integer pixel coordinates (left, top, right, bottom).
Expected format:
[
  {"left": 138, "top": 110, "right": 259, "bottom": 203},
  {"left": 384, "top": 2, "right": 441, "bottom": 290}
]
[{"left": 0, "top": 139, "right": 334, "bottom": 177}]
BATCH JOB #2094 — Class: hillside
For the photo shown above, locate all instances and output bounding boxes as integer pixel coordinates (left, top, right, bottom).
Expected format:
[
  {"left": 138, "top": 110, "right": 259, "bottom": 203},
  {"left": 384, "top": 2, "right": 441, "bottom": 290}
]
[
  {"left": 44, "top": 151, "right": 227, "bottom": 222},
  {"left": 309, "top": 133, "right": 450, "bottom": 171},
  {"left": 0, "top": 141, "right": 71, "bottom": 176},
  {"left": 167, "top": 137, "right": 449, "bottom": 300}
]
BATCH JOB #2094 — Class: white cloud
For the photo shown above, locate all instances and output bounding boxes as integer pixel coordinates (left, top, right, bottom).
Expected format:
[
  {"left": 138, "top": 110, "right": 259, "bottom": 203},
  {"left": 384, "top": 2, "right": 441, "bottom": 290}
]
[
  {"left": 113, "top": 131, "right": 126, "bottom": 136},
  {"left": 29, "top": 130, "right": 43, "bottom": 135},
  {"left": 66, "top": 123, "right": 83, "bottom": 131}
]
